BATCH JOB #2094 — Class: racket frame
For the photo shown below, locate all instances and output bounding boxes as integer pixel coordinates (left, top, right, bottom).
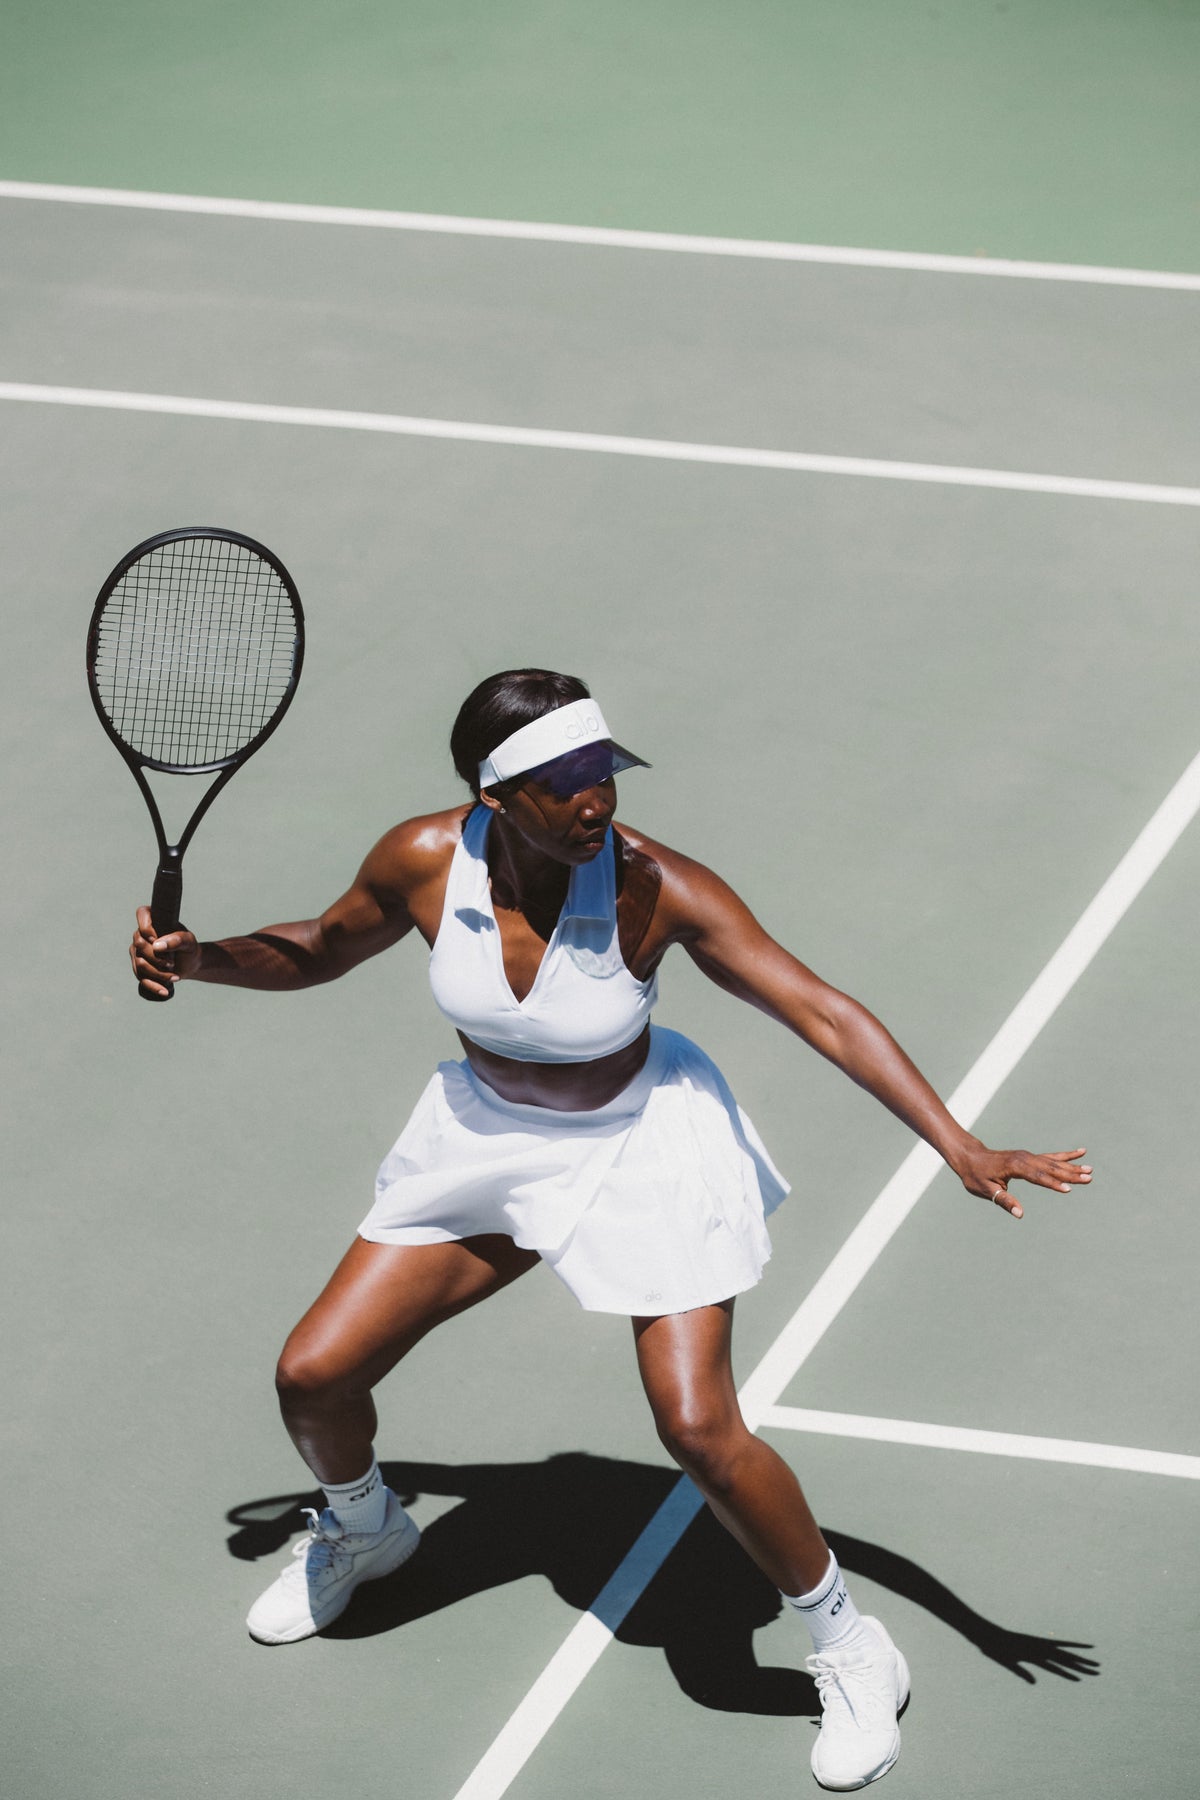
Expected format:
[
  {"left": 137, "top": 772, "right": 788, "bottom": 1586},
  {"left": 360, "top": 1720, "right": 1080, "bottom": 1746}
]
[{"left": 86, "top": 526, "right": 305, "bottom": 997}]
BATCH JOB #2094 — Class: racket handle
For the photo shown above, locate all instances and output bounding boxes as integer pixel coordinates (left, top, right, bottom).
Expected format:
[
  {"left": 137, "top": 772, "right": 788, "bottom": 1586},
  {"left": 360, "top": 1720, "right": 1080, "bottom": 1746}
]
[{"left": 139, "top": 856, "right": 184, "bottom": 1004}]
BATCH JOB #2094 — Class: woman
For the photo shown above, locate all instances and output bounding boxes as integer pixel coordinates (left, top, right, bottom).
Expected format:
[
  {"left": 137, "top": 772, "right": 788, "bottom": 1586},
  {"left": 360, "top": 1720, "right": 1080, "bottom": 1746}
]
[{"left": 131, "top": 669, "right": 1089, "bottom": 1791}]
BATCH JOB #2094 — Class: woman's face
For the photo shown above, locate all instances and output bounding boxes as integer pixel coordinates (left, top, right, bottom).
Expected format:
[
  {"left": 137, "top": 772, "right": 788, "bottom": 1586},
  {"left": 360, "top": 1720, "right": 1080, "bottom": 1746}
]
[{"left": 486, "top": 771, "right": 617, "bottom": 864}]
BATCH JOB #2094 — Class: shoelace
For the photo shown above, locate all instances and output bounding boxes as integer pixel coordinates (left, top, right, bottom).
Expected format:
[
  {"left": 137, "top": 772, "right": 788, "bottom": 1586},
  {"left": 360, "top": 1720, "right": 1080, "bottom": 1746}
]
[
  {"left": 808, "top": 1657, "right": 859, "bottom": 1722},
  {"left": 284, "top": 1508, "right": 350, "bottom": 1584},
  {"left": 806, "top": 1651, "right": 892, "bottom": 1730}
]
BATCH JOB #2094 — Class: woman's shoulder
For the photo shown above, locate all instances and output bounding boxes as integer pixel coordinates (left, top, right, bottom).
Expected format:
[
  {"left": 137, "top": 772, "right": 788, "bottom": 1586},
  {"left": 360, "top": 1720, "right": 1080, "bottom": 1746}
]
[
  {"left": 359, "top": 804, "right": 473, "bottom": 897},
  {"left": 612, "top": 822, "right": 732, "bottom": 926},
  {"left": 613, "top": 821, "right": 718, "bottom": 888}
]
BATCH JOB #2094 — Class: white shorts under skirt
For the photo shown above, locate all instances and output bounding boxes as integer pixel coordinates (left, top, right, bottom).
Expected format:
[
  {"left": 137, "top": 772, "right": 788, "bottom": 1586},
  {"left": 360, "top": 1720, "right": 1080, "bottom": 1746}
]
[{"left": 358, "top": 1026, "right": 789, "bottom": 1315}]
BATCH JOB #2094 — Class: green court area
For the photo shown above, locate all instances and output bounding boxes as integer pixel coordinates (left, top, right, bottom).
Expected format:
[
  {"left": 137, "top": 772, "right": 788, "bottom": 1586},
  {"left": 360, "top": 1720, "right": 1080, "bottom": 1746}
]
[
  {"left": 3, "top": 10, "right": 1198, "bottom": 1800},
  {"left": 2, "top": 1, "right": 1200, "bottom": 268}
]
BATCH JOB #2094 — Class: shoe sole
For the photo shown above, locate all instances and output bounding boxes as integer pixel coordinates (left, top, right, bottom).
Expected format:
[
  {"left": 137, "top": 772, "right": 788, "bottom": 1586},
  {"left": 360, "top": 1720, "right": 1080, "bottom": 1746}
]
[
  {"left": 811, "top": 1649, "right": 911, "bottom": 1792},
  {"left": 248, "top": 1515, "right": 422, "bottom": 1646}
]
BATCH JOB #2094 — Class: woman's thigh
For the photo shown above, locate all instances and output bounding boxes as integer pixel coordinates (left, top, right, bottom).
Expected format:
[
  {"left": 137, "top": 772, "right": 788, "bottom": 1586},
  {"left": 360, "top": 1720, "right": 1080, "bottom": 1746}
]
[
  {"left": 280, "top": 1233, "right": 540, "bottom": 1392},
  {"left": 631, "top": 1299, "right": 742, "bottom": 1436}
]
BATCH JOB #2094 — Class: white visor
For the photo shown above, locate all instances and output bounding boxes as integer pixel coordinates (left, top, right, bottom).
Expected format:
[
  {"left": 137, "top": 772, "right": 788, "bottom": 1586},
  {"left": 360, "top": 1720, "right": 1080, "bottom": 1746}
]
[{"left": 478, "top": 698, "right": 649, "bottom": 790}]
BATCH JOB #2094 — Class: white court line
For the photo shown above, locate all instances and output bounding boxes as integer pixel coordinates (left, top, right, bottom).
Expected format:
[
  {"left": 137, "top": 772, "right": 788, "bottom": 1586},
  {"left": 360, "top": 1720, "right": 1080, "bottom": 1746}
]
[
  {"left": 2, "top": 383, "right": 1198, "bottom": 508},
  {"left": 2, "top": 179, "right": 1199, "bottom": 292},
  {"left": 452, "top": 746, "right": 1200, "bottom": 1800},
  {"left": 453, "top": 1480, "right": 707, "bottom": 1800},
  {"left": 759, "top": 1407, "right": 1200, "bottom": 1481}
]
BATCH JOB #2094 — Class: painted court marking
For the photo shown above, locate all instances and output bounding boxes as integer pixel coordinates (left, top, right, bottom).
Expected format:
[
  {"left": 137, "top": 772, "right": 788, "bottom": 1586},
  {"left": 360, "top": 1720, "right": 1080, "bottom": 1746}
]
[
  {"left": 2, "top": 383, "right": 1198, "bottom": 508},
  {"left": 3, "top": 180, "right": 1200, "bottom": 291},
  {"left": 759, "top": 1408, "right": 1200, "bottom": 1481},
  {"left": 452, "top": 742, "right": 1200, "bottom": 1800}
]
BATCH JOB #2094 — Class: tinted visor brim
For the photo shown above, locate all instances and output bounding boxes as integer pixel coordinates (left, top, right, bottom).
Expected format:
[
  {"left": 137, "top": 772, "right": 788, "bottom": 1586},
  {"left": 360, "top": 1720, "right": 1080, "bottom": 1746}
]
[{"left": 522, "top": 739, "right": 650, "bottom": 799}]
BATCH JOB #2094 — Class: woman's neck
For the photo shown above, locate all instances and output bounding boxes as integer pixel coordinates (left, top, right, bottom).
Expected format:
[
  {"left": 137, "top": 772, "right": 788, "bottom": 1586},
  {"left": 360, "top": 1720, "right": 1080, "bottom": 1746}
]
[{"left": 485, "top": 813, "right": 570, "bottom": 920}]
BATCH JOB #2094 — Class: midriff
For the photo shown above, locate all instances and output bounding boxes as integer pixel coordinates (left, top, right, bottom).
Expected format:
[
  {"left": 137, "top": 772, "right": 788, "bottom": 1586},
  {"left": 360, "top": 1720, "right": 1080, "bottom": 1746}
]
[{"left": 460, "top": 1023, "right": 652, "bottom": 1110}]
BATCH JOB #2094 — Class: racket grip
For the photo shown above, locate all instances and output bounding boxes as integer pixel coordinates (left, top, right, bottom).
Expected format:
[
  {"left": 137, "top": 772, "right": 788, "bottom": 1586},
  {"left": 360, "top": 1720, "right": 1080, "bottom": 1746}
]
[{"left": 140, "top": 856, "right": 184, "bottom": 1004}]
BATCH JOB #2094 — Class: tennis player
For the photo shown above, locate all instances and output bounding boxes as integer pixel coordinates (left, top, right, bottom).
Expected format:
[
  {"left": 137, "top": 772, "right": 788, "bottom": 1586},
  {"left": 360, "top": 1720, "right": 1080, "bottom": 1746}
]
[{"left": 131, "top": 669, "right": 1090, "bottom": 1790}]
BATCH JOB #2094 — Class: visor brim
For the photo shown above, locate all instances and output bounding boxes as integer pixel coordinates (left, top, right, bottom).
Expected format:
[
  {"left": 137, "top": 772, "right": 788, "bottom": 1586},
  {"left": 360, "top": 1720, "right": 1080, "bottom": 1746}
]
[{"left": 520, "top": 739, "right": 650, "bottom": 798}]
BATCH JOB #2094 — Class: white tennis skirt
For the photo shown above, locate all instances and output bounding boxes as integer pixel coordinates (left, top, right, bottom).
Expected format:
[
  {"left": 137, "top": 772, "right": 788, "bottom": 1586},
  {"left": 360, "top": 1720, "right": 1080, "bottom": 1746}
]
[{"left": 358, "top": 1026, "right": 789, "bottom": 1315}]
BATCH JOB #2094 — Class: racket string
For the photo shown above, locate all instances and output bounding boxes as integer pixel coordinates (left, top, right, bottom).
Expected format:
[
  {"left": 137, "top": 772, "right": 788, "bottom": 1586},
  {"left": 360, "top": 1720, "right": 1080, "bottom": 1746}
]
[{"left": 92, "top": 538, "right": 300, "bottom": 767}]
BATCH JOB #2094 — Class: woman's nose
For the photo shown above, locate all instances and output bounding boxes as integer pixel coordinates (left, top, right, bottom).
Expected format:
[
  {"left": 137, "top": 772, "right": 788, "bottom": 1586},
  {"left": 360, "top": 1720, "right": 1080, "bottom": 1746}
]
[{"left": 578, "top": 785, "right": 614, "bottom": 819}]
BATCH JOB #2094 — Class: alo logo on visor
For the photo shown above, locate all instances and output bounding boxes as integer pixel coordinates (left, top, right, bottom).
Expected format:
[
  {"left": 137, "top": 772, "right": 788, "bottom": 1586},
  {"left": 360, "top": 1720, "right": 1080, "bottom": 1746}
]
[{"left": 564, "top": 710, "right": 602, "bottom": 743}]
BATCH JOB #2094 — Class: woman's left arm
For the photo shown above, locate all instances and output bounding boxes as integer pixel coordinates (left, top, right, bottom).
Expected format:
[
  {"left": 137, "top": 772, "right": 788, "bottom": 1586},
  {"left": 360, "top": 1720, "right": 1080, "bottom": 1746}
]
[{"left": 668, "top": 857, "right": 1090, "bottom": 1219}]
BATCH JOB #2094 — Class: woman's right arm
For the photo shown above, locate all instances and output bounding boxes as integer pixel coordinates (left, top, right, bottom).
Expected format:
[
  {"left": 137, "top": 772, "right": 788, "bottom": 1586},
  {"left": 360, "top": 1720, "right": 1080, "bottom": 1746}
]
[{"left": 128, "top": 813, "right": 454, "bottom": 997}]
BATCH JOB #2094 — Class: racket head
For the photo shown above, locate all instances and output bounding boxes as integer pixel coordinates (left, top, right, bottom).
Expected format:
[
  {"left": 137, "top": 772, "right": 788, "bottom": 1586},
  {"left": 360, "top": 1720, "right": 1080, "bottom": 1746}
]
[{"left": 86, "top": 527, "right": 305, "bottom": 775}]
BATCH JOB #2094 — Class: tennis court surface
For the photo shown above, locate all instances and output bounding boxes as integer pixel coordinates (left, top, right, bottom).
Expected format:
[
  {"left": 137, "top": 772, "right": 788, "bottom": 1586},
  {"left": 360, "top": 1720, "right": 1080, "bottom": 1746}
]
[{"left": 3, "top": 8, "right": 1198, "bottom": 1798}]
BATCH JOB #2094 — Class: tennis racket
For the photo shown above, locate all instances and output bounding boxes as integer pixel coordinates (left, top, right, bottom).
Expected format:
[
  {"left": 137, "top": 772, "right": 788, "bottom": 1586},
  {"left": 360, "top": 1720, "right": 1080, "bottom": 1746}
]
[{"left": 87, "top": 527, "right": 305, "bottom": 1001}]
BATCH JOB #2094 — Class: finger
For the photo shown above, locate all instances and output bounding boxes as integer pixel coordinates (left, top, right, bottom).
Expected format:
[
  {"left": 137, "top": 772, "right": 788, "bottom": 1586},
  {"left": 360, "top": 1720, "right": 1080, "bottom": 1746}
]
[
  {"left": 132, "top": 950, "right": 177, "bottom": 995},
  {"left": 1045, "top": 1148, "right": 1092, "bottom": 1179},
  {"left": 987, "top": 1185, "right": 1023, "bottom": 1220},
  {"left": 1043, "top": 1167, "right": 1091, "bottom": 1190},
  {"left": 1034, "top": 1167, "right": 1079, "bottom": 1192},
  {"left": 1018, "top": 1154, "right": 1091, "bottom": 1192},
  {"left": 133, "top": 934, "right": 180, "bottom": 975},
  {"left": 149, "top": 927, "right": 195, "bottom": 952},
  {"left": 133, "top": 952, "right": 178, "bottom": 988},
  {"left": 136, "top": 908, "right": 170, "bottom": 945}
]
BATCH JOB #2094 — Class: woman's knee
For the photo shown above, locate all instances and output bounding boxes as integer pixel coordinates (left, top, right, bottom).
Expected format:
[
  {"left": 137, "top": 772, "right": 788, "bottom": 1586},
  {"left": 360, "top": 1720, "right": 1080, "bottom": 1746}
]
[
  {"left": 652, "top": 1399, "right": 748, "bottom": 1491},
  {"left": 274, "top": 1334, "right": 362, "bottom": 1405}
]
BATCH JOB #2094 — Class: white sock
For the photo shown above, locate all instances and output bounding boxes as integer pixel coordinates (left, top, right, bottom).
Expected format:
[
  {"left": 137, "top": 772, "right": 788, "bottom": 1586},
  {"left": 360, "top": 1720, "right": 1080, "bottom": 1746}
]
[
  {"left": 322, "top": 1457, "right": 388, "bottom": 1536},
  {"left": 782, "top": 1553, "right": 869, "bottom": 1655}
]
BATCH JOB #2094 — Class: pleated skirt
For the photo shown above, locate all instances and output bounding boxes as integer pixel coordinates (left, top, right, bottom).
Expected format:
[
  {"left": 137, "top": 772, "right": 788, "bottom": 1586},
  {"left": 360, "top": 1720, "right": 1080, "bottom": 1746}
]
[{"left": 358, "top": 1025, "right": 789, "bottom": 1315}]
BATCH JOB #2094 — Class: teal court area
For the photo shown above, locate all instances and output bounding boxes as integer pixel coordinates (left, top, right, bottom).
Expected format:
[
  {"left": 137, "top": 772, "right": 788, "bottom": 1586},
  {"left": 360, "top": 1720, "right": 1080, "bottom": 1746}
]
[{"left": 2, "top": 7, "right": 1198, "bottom": 1798}]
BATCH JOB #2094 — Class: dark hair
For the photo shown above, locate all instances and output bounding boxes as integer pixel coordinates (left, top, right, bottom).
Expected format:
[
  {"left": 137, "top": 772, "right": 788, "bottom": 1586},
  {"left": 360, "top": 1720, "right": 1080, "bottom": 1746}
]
[{"left": 451, "top": 668, "right": 591, "bottom": 798}]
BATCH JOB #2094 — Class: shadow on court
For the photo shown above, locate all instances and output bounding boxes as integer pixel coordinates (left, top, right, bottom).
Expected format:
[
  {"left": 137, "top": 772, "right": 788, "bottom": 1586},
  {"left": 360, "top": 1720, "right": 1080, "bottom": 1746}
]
[{"left": 225, "top": 1453, "right": 1098, "bottom": 1715}]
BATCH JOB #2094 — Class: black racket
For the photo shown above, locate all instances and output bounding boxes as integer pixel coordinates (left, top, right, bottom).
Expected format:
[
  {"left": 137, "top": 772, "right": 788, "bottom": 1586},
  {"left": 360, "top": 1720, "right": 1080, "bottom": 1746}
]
[{"left": 87, "top": 527, "right": 305, "bottom": 1001}]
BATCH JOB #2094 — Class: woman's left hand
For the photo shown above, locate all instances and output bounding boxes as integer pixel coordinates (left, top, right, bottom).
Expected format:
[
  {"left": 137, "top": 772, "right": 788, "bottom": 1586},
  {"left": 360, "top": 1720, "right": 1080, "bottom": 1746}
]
[{"left": 950, "top": 1145, "right": 1092, "bottom": 1220}]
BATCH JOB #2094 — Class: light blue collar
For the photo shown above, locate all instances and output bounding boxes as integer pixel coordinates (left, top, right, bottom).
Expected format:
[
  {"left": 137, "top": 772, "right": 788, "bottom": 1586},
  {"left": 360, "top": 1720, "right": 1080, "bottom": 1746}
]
[{"left": 459, "top": 804, "right": 614, "bottom": 927}]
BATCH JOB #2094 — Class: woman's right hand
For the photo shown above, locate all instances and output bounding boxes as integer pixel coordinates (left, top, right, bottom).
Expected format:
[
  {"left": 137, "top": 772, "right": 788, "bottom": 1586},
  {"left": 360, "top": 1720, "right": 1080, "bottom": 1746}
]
[{"left": 130, "top": 906, "right": 202, "bottom": 997}]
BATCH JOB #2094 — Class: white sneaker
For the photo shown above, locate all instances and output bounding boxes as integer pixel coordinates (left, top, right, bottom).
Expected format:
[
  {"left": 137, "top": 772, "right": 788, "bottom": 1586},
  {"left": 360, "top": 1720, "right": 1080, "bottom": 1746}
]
[
  {"left": 807, "top": 1617, "right": 910, "bottom": 1790},
  {"left": 246, "top": 1489, "right": 421, "bottom": 1644}
]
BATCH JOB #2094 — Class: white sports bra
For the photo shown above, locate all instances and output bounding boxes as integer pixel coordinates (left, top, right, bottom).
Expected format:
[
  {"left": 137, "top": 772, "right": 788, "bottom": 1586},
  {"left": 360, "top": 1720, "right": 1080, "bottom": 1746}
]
[{"left": 428, "top": 805, "right": 658, "bottom": 1063}]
